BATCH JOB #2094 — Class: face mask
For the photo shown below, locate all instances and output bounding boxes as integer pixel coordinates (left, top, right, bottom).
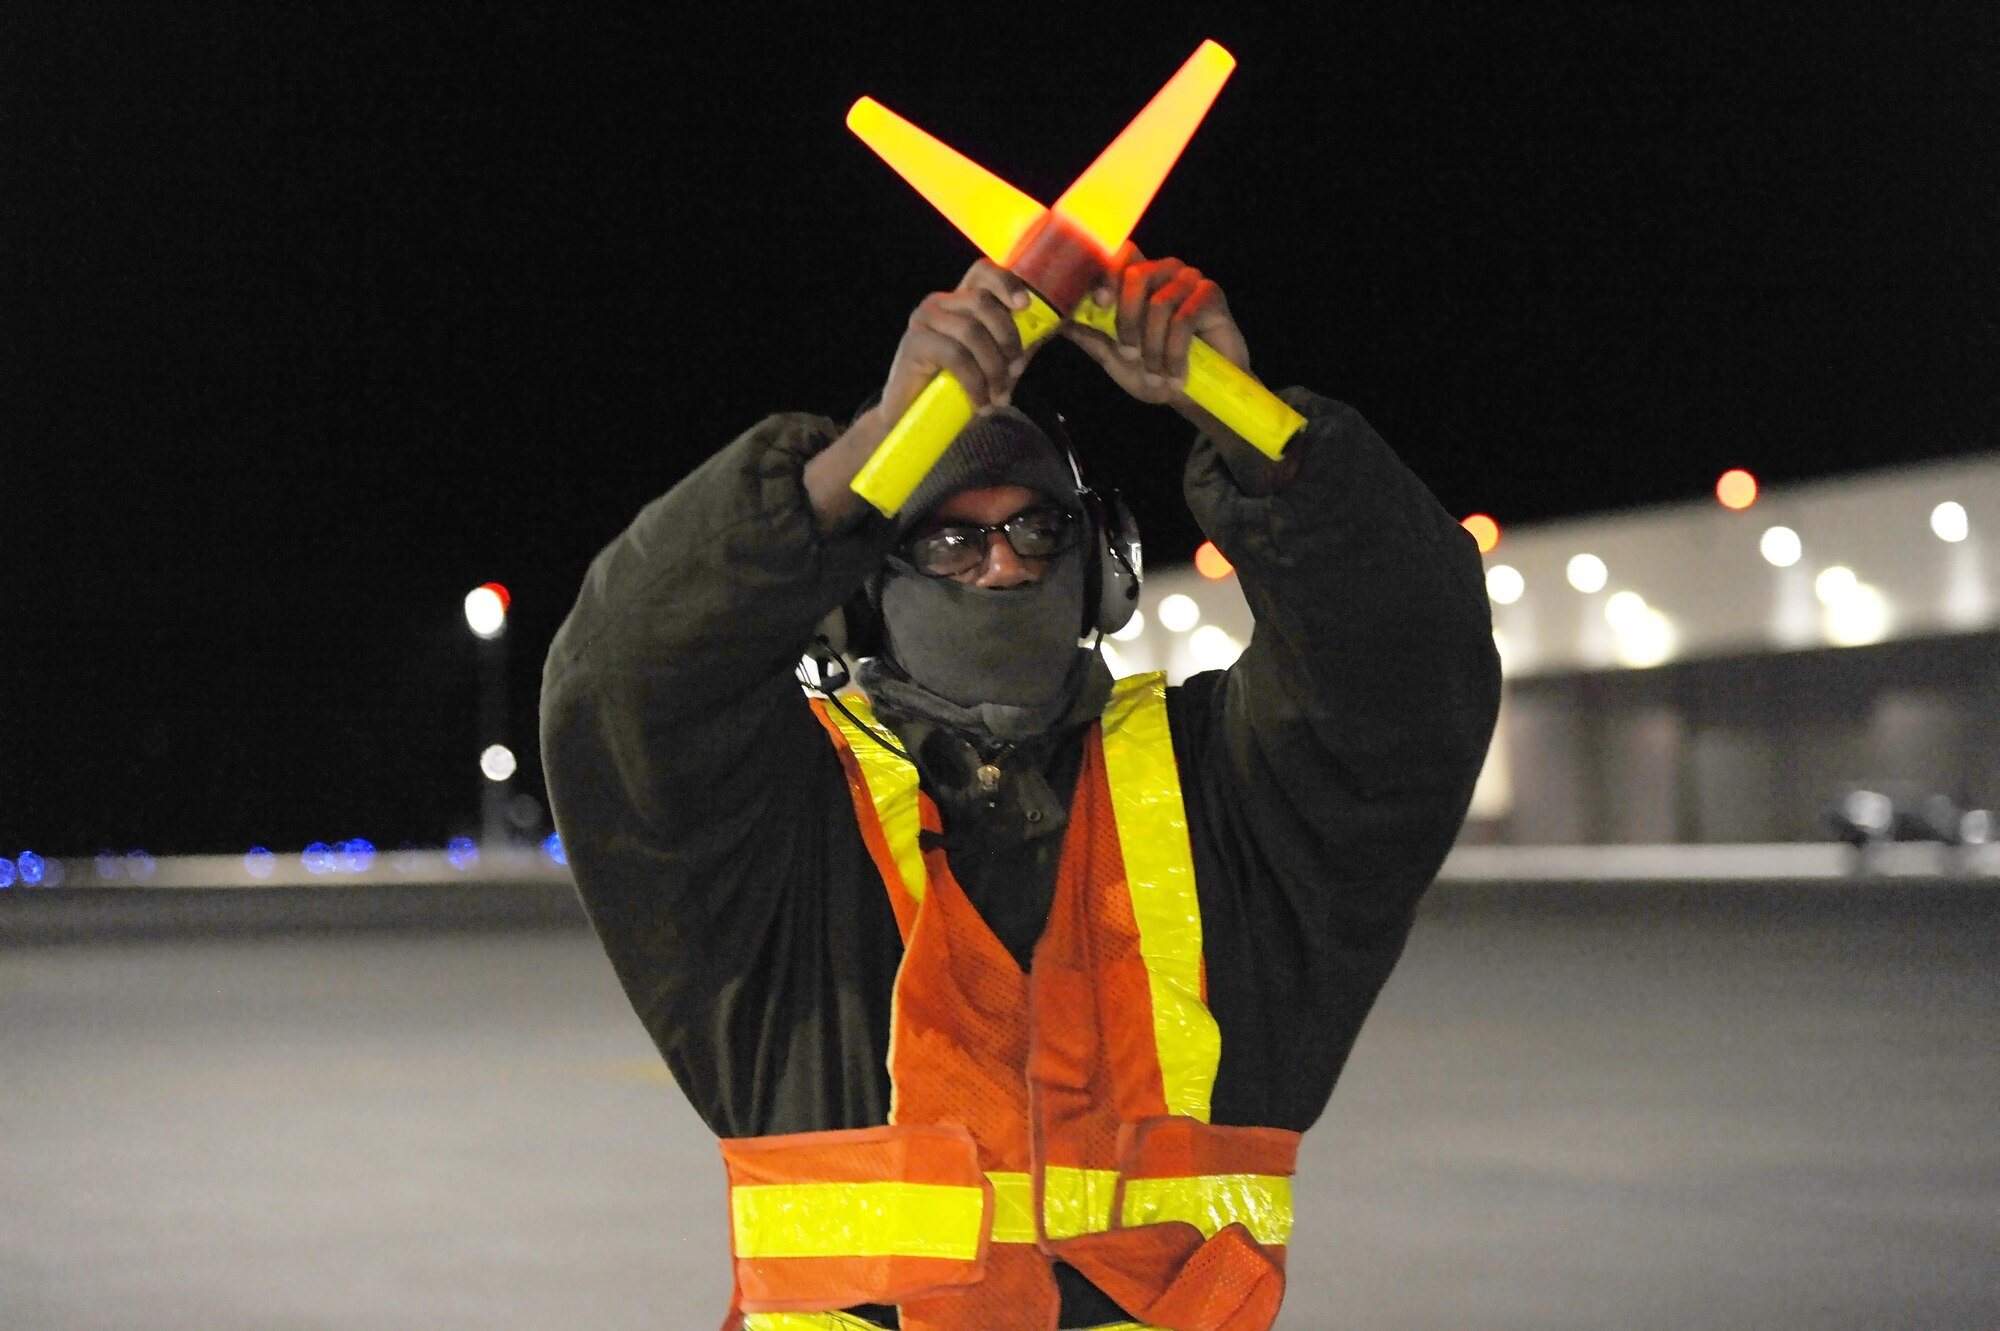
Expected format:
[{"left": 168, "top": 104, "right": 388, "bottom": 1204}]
[{"left": 876, "top": 550, "right": 1087, "bottom": 712}]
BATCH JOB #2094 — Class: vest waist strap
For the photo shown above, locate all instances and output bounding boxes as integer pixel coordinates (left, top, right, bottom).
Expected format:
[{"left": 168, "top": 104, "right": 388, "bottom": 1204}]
[{"left": 720, "top": 1120, "right": 1298, "bottom": 1316}]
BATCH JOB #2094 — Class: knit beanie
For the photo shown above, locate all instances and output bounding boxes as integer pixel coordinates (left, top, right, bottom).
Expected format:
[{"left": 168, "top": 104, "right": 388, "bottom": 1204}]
[{"left": 894, "top": 406, "right": 1081, "bottom": 534}]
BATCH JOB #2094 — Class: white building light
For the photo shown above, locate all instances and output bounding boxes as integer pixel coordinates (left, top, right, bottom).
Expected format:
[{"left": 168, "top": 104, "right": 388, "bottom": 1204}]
[
  {"left": 1814, "top": 566, "right": 1858, "bottom": 606},
  {"left": 1931, "top": 501, "right": 1969, "bottom": 543},
  {"left": 480, "top": 744, "right": 518, "bottom": 782},
  {"left": 1612, "top": 607, "right": 1677, "bottom": 668},
  {"left": 1824, "top": 582, "right": 1891, "bottom": 647},
  {"left": 1485, "top": 564, "right": 1525, "bottom": 605},
  {"left": 1604, "top": 590, "right": 1650, "bottom": 630},
  {"left": 1157, "top": 594, "right": 1201, "bottom": 632},
  {"left": 1759, "top": 525, "right": 1802, "bottom": 568},
  {"left": 1188, "top": 625, "right": 1244, "bottom": 671},
  {"left": 1565, "top": 554, "right": 1608, "bottom": 594},
  {"left": 1110, "top": 610, "right": 1146, "bottom": 642},
  {"left": 463, "top": 586, "right": 507, "bottom": 639}
]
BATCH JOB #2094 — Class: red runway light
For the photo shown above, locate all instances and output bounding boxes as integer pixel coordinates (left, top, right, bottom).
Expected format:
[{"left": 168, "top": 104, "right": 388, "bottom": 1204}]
[
  {"left": 1461, "top": 514, "right": 1500, "bottom": 554},
  {"left": 1194, "top": 540, "right": 1233, "bottom": 579},
  {"left": 1716, "top": 470, "right": 1758, "bottom": 510}
]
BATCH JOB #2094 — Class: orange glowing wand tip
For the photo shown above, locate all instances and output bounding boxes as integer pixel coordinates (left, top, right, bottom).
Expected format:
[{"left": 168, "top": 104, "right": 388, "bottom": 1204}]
[
  {"left": 1053, "top": 39, "right": 1236, "bottom": 257},
  {"left": 845, "top": 97, "right": 1050, "bottom": 267}
]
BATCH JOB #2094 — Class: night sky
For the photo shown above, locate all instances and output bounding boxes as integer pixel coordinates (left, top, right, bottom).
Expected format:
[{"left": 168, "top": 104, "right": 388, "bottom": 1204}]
[{"left": 11, "top": 4, "right": 1996, "bottom": 856}]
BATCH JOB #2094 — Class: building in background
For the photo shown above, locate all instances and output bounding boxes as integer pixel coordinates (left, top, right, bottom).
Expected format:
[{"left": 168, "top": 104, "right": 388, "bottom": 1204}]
[{"left": 1109, "top": 455, "right": 2000, "bottom": 846}]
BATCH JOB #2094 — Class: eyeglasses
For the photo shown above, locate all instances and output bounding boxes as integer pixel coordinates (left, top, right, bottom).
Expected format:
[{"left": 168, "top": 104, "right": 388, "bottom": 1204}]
[{"left": 901, "top": 506, "right": 1081, "bottom": 577}]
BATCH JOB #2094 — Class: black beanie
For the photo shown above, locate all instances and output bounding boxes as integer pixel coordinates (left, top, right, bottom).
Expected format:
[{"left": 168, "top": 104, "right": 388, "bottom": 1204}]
[{"left": 894, "top": 407, "right": 1081, "bottom": 536}]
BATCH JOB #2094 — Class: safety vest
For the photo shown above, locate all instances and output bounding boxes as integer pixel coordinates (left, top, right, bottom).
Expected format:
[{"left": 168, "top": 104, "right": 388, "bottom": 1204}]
[{"left": 719, "top": 674, "right": 1300, "bottom": 1331}]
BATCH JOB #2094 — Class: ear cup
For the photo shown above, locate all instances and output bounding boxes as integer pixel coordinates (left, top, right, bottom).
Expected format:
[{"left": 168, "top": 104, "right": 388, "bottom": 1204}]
[
  {"left": 844, "top": 584, "right": 885, "bottom": 660},
  {"left": 1032, "top": 403, "right": 1144, "bottom": 640},
  {"left": 803, "top": 606, "right": 849, "bottom": 694},
  {"left": 1092, "top": 488, "right": 1143, "bottom": 636},
  {"left": 812, "top": 588, "right": 884, "bottom": 661}
]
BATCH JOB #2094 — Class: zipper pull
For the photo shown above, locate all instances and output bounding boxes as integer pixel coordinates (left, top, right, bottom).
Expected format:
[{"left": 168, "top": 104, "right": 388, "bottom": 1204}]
[{"left": 975, "top": 743, "right": 1016, "bottom": 799}]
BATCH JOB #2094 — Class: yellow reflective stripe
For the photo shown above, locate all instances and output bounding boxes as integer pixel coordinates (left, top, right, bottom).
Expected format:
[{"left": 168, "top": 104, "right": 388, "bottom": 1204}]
[
  {"left": 822, "top": 696, "right": 928, "bottom": 905},
  {"left": 746, "top": 1315, "right": 1168, "bottom": 1331},
  {"left": 731, "top": 1181, "right": 983, "bottom": 1260},
  {"left": 1041, "top": 1165, "right": 1120, "bottom": 1239},
  {"left": 986, "top": 1170, "right": 1037, "bottom": 1244},
  {"left": 1120, "top": 1172, "right": 1294, "bottom": 1246},
  {"left": 1099, "top": 672, "right": 1219, "bottom": 1122}
]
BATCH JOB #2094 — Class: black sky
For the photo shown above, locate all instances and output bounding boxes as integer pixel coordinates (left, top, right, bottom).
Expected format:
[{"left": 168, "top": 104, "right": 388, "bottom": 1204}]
[{"left": 9, "top": 3, "right": 1997, "bottom": 855}]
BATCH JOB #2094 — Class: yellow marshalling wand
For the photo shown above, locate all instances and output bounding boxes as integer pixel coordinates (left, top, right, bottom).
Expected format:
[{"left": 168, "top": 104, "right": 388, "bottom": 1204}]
[{"left": 846, "top": 39, "right": 1306, "bottom": 516}]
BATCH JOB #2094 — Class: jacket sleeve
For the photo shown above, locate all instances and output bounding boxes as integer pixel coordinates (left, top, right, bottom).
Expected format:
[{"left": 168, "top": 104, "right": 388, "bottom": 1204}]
[
  {"left": 537, "top": 413, "right": 905, "bottom": 1136},
  {"left": 1177, "top": 386, "right": 1501, "bottom": 960}
]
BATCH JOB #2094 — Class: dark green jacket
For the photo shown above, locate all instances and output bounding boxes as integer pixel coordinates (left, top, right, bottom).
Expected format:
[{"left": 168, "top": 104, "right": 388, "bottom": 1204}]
[{"left": 539, "top": 389, "right": 1500, "bottom": 1319}]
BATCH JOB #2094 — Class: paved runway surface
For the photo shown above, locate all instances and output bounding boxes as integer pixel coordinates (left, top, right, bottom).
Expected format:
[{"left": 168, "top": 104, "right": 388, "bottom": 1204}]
[{"left": 5, "top": 884, "right": 1996, "bottom": 1330}]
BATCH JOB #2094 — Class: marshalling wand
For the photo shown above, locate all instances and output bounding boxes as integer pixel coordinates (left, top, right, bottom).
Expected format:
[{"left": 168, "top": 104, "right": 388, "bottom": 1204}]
[{"left": 845, "top": 39, "right": 1307, "bottom": 516}]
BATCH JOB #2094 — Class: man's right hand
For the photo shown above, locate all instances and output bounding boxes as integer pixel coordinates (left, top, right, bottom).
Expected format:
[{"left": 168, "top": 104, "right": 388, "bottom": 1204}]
[
  {"left": 806, "top": 261, "right": 1046, "bottom": 532},
  {"left": 873, "top": 258, "right": 1042, "bottom": 424}
]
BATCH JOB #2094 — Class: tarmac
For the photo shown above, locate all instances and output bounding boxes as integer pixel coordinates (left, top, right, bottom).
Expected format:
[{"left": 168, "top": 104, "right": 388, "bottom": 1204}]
[{"left": 3, "top": 877, "right": 1995, "bottom": 1330}]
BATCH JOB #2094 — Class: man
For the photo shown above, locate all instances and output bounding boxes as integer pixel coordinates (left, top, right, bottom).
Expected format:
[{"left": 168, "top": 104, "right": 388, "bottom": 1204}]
[{"left": 540, "top": 254, "right": 1501, "bottom": 1330}]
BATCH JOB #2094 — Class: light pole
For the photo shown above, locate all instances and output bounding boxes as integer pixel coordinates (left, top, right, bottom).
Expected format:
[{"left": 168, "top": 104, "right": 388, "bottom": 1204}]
[{"left": 463, "top": 582, "right": 512, "bottom": 851}]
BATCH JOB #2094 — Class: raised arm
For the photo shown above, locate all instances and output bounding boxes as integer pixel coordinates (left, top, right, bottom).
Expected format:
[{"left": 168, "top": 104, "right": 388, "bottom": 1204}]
[
  {"left": 1063, "top": 252, "right": 1500, "bottom": 948},
  {"left": 1183, "top": 389, "right": 1500, "bottom": 939},
  {"left": 536, "top": 261, "right": 1050, "bottom": 1131}
]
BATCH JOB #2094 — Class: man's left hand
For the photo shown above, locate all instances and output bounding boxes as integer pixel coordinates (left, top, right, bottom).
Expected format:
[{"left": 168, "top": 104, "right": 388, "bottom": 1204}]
[
  {"left": 1063, "top": 250, "right": 1298, "bottom": 495},
  {"left": 1060, "top": 250, "right": 1252, "bottom": 407}
]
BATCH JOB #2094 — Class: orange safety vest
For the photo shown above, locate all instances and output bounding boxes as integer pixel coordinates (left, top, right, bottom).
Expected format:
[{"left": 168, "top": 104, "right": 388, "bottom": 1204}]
[{"left": 718, "top": 674, "right": 1301, "bottom": 1331}]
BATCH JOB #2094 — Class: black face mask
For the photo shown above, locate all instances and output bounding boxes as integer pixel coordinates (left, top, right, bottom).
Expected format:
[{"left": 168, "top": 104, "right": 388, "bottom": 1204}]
[{"left": 876, "top": 547, "right": 1088, "bottom": 717}]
